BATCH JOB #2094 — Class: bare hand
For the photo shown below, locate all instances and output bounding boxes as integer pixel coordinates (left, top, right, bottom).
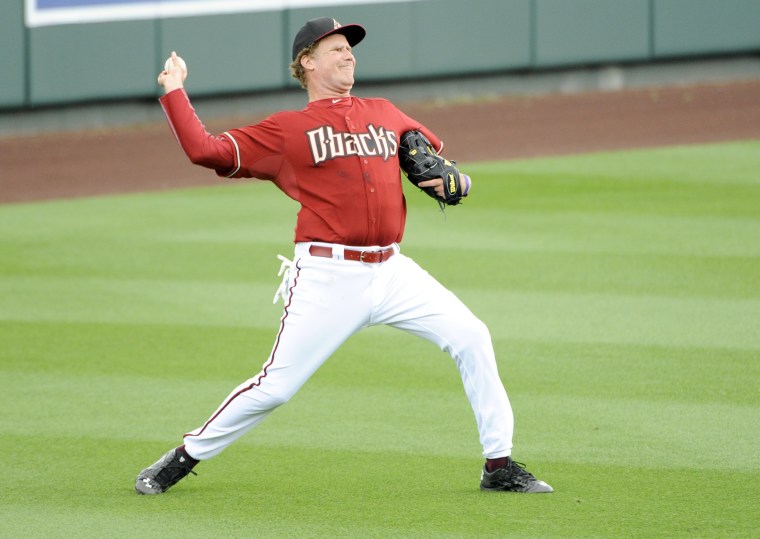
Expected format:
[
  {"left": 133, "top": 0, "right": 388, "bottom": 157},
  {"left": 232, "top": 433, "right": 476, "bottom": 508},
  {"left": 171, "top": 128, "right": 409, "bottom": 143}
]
[
  {"left": 417, "top": 177, "right": 444, "bottom": 198},
  {"left": 418, "top": 173, "right": 473, "bottom": 200},
  {"left": 157, "top": 51, "right": 187, "bottom": 93}
]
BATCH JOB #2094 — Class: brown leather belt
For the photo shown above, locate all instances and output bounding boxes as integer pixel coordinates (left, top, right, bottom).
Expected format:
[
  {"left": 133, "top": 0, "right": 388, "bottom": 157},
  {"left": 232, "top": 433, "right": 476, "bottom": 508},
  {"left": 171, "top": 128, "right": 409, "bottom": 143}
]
[{"left": 309, "top": 244, "right": 395, "bottom": 263}]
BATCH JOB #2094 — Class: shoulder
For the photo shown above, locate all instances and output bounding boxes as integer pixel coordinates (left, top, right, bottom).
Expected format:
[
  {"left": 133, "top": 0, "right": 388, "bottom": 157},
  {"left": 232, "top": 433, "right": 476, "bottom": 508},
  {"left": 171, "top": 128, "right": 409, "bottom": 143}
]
[
  {"left": 354, "top": 96, "right": 396, "bottom": 109},
  {"left": 232, "top": 110, "right": 299, "bottom": 135},
  {"left": 264, "top": 110, "right": 299, "bottom": 125},
  {"left": 352, "top": 97, "right": 406, "bottom": 121}
]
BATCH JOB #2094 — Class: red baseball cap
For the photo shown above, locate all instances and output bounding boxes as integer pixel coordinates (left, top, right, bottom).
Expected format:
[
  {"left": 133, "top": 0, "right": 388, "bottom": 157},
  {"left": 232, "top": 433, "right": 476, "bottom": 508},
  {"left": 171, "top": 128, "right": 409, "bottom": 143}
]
[{"left": 292, "top": 17, "right": 366, "bottom": 60}]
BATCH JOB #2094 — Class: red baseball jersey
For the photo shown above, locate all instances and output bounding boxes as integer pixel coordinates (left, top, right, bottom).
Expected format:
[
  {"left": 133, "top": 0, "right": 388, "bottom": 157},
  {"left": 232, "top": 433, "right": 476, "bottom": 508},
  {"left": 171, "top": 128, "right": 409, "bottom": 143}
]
[{"left": 160, "top": 89, "right": 443, "bottom": 246}]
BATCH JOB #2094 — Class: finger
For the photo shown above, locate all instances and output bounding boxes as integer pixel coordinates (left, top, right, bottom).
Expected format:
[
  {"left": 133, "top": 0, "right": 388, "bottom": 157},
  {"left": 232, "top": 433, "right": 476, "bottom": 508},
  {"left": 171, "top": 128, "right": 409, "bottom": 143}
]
[{"left": 417, "top": 178, "right": 443, "bottom": 188}]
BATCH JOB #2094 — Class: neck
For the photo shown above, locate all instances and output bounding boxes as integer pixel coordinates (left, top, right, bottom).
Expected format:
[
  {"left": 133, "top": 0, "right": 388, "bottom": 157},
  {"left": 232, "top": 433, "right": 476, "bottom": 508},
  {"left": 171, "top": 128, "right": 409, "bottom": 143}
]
[
  {"left": 308, "top": 89, "right": 351, "bottom": 103},
  {"left": 306, "top": 77, "right": 353, "bottom": 102}
]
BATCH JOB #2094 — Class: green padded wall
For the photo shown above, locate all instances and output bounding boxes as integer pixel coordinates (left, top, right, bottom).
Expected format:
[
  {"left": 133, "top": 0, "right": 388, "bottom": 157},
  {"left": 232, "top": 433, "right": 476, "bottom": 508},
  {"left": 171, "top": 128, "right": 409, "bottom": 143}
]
[
  {"left": 28, "top": 20, "right": 157, "bottom": 106},
  {"left": 653, "top": 0, "right": 760, "bottom": 57},
  {"left": 158, "top": 11, "right": 287, "bottom": 97},
  {"left": 10, "top": 0, "right": 760, "bottom": 109},
  {"left": 534, "top": 0, "right": 651, "bottom": 67},
  {"left": 288, "top": 0, "right": 531, "bottom": 83},
  {"left": 1, "top": 1, "right": 26, "bottom": 108},
  {"left": 287, "top": 2, "right": 416, "bottom": 86},
  {"left": 411, "top": 0, "right": 532, "bottom": 76}
]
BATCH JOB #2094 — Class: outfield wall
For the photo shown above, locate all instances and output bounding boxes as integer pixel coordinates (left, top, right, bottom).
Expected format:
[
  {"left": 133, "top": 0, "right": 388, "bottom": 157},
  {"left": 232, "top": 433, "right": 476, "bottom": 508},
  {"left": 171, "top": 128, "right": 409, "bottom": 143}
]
[{"left": 2, "top": 0, "right": 760, "bottom": 109}]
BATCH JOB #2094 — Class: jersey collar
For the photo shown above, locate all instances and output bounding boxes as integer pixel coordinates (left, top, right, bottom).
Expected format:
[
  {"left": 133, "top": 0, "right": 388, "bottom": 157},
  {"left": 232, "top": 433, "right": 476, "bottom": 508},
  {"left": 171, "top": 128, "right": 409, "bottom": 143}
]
[{"left": 309, "top": 96, "right": 353, "bottom": 109}]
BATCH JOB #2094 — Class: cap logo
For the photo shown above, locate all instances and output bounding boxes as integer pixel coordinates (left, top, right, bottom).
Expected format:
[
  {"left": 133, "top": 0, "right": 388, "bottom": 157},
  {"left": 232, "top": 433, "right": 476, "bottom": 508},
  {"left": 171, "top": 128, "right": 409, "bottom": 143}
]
[{"left": 333, "top": 19, "right": 341, "bottom": 29}]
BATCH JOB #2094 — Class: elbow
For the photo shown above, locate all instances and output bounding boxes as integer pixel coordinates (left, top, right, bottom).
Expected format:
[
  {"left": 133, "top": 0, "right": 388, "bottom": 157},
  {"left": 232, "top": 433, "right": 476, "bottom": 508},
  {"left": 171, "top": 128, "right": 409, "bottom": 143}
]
[
  {"left": 182, "top": 137, "right": 232, "bottom": 170},
  {"left": 184, "top": 146, "right": 217, "bottom": 168},
  {"left": 186, "top": 150, "right": 208, "bottom": 166}
]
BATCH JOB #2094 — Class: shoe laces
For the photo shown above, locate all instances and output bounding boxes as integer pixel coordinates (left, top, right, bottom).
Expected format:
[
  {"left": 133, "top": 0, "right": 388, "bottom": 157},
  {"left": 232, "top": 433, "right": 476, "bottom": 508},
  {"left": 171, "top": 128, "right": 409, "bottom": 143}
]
[
  {"left": 154, "top": 458, "right": 197, "bottom": 487},
  {"left": 489, "top": 459, "right": 536, "bottom": 489},
  {"left": 508, "top": 460, "right": 535, "bottom": 478}
]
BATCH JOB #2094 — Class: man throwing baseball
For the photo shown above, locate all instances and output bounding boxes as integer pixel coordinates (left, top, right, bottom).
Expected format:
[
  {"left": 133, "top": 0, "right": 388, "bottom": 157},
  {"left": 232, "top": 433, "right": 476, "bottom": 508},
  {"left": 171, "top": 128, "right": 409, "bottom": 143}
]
[{"left": 135, "top": 17, "right": 552, "bottom": 495}]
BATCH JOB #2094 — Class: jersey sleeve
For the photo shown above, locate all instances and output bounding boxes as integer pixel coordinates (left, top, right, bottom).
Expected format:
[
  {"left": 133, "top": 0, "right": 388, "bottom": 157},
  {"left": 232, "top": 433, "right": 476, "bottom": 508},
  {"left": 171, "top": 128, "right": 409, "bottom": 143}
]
[
  {"left": 393, "top": 104, "right": 444, "bottom": 153},
  {"left": 159, "top": 88, "right": 238, "bottom": 178},
  {"left": 221, "top": 117, "right": 285, "bottom": 180},
  {"left": 391, "top": 100, "right": 471, "bottom": 195}
]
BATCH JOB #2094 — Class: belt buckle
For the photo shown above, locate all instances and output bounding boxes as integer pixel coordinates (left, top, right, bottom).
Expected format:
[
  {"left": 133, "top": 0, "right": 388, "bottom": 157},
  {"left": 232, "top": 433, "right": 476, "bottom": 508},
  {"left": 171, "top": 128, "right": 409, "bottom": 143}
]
[{"left": 359, "top": 247, "right": 391, "bottom": 263}]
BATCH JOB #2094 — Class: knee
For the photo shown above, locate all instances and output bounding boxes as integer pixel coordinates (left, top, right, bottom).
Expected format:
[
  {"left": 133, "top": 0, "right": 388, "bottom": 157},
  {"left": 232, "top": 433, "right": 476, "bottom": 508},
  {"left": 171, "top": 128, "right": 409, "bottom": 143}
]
[
  {"left": 249, "top": 389, "right": 292, "bottom": 410},
  {"left": 451, "top": 315, "right": 493, "bottom": 353},
  {"left": 238, "top": 369, "right": 302, "bottom": 411},
  {"left": 463, "top": 316, "right": 492, "bottom": 344}
]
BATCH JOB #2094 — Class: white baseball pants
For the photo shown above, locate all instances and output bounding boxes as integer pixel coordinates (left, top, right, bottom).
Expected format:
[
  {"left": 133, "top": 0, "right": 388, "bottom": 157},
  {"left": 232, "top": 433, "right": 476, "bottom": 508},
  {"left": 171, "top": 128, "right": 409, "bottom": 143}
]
[{"left": 183, "top": 242, "right": 514, "bottom": 460}]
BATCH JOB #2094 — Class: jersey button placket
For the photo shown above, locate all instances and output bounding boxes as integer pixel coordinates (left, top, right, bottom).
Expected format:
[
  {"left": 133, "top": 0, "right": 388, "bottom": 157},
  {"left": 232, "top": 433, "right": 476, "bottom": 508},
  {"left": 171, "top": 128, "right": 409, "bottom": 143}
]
[
  {"left": 365, "top": 159, "right": 376, "bottom": 232},
  {"left": 362, "top": 161, "right": 377, "bottom": 230},
  {"left": 348, "top": 115, "right": 377, "bottom": 236}
]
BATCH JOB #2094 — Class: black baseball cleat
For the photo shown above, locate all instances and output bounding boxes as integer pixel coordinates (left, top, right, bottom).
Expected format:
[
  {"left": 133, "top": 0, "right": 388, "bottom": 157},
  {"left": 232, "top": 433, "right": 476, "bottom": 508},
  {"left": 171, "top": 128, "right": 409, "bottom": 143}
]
[
  {"left": 480, "top": 458, "right": 553, "bottom": 493},
  {"left": 135, "top": 447, "right": 197, "bottom": 495}
]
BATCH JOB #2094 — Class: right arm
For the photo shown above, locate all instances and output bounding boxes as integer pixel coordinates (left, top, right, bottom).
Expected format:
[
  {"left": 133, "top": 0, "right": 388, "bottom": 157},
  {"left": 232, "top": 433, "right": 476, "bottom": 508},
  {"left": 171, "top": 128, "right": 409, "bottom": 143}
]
[{"left": 157, "top": 52, "right": 236, "bottom": 175}]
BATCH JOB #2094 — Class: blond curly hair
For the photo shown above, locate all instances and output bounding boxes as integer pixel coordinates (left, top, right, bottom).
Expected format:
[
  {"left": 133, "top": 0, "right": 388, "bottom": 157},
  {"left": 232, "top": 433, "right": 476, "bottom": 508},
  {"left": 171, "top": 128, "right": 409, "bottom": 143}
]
[{"left": 289, "top": 42, "right": 319, "bottom": 90}]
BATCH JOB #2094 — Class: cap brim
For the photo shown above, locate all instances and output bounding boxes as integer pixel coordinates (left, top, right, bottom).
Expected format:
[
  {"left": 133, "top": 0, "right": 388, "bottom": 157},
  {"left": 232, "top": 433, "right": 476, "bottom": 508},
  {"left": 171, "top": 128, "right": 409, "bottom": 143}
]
[{"left": 316, "top": 24, "right": 366, "bottom": 49}]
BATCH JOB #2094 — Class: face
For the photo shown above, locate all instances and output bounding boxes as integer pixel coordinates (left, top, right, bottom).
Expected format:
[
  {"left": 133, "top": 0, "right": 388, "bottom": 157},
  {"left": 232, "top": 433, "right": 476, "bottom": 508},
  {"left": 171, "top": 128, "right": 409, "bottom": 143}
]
[{"left": 302, "top": 33, "right": 356, "bottom": 96}]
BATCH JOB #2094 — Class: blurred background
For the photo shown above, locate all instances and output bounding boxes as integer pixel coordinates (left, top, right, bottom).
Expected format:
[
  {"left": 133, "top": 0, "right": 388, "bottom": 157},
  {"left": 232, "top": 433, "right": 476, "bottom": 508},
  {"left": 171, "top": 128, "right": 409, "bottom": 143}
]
[
  {"left": 3, "top": 0, "right": 760, "bottom": 135},
  {"left": 1, "top": 6, "right": 759, "bottom": 535}
]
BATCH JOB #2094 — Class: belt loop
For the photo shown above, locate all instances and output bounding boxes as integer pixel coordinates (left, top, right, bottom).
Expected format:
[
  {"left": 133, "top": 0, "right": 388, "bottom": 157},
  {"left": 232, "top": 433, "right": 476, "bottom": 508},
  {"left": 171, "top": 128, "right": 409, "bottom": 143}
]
[{"left": 332, "top": 244, "right": 345, "bottom": 260}]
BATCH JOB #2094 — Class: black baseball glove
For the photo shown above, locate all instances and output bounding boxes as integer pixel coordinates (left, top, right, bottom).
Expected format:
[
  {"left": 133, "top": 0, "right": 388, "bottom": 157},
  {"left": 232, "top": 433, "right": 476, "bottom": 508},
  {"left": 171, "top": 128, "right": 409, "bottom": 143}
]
[{"left": 398, "top": 130, "right": 469, "bottom": 206}]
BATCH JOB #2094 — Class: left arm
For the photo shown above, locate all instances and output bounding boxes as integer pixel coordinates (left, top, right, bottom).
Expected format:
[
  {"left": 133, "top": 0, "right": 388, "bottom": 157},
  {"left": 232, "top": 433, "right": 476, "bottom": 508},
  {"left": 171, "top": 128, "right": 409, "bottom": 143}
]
[{"left": 395, "top": 107, "right": 471, "bottom": 199}]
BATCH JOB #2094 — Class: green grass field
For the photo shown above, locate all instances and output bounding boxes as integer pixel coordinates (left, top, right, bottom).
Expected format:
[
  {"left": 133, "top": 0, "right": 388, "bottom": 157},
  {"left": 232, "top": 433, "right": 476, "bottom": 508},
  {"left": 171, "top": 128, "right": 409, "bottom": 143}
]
[{"left": 1, "top": 140, "right": 759, "bottom": 538}]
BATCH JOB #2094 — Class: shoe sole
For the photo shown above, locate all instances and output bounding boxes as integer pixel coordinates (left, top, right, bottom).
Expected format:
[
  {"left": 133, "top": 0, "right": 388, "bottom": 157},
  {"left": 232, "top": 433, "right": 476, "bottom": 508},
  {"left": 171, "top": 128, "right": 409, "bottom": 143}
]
[
  {"left": 480, "top": 483, "right": 554, "bottom": 493},
  {"left": 135, "top": 474, "right": 163, "bottom": 495}
]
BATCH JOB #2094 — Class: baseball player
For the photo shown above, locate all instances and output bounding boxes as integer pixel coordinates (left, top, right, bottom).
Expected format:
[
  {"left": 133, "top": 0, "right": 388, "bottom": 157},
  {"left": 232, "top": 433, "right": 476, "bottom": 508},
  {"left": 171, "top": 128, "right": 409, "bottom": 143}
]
[{"left": 135, "top": 17, "right": 552, "bottom": 495}]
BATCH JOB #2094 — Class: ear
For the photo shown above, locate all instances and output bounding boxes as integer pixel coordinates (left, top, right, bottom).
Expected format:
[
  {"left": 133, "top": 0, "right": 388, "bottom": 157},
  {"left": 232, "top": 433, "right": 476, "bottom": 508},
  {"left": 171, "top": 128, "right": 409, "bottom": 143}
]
[{"left": 300, "top": 53, "right": 315, "bottom": 71}]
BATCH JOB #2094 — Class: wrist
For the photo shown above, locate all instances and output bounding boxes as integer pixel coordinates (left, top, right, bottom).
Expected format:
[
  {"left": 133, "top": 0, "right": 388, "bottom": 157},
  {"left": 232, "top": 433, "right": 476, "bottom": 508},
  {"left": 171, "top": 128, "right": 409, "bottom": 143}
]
[
  {"left": 461, "top": 173, "right": 471, "bottom": 196},
  {"left": 163, "top": 81, "right": 184, "bottom": 94}
]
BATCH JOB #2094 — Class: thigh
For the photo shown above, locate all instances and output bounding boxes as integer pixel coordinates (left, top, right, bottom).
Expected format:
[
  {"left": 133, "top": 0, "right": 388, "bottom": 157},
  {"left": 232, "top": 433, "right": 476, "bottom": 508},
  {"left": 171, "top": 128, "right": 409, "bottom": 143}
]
[
  {"left": 373, "top": 254, "right": 487, "bottom": 348},
  {"left": 258, "top": 256, "right": 374, "bottom": 399}
]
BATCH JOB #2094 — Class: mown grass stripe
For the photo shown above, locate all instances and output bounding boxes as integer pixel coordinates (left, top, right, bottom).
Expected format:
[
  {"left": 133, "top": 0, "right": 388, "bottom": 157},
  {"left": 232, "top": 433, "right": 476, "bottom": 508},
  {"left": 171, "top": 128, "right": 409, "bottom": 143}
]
[{"left": 1, "top": 140, "right": 759, "bottom": 537}]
